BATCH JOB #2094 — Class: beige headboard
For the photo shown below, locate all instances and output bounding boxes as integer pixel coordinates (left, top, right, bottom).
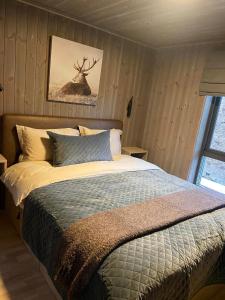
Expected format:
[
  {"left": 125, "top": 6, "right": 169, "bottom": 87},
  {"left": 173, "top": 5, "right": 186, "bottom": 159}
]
[{"left": 0, "top": 114, "right": 123, "bottom": 167}]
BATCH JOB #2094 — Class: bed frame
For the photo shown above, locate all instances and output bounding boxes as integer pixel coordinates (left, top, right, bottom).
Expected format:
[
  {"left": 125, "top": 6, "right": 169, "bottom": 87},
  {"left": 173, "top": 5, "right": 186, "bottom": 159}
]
[
  {"left": 0, "top": 113, "right": 123, "bottom": 233},
  {"left": 1, "top": 114, "right": 224, "bottom": 300},
  {"left": 0, "top": 113, "right": 123, "bottom": 299}
]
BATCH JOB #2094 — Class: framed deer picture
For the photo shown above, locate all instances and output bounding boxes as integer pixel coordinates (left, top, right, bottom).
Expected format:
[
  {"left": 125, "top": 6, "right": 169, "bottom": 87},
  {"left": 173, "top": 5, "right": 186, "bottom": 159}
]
[{"left": 48, "top": 36, "right": 103, "bottom": 106}]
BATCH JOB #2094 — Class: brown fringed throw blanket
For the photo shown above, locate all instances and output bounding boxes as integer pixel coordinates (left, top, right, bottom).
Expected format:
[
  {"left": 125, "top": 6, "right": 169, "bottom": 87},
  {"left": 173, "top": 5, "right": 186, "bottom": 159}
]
[{"left": 54, "top": 189, "right": 225, "bottom": 299}]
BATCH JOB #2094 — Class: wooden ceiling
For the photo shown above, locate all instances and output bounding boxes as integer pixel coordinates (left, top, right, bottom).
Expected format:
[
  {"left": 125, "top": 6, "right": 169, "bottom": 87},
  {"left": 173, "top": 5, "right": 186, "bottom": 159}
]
[{"left": 20, "top": 0, "right": 225, "bottom": 48}]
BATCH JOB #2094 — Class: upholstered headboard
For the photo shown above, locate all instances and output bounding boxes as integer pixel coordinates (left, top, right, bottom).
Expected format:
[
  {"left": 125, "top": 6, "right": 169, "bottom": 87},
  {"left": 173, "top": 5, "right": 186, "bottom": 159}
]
[{"left": 0, "top": 114, "right": 123, "bottom": 167}]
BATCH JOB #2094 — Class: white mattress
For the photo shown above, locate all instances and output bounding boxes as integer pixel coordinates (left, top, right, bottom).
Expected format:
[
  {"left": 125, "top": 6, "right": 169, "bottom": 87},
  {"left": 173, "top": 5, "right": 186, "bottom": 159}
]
[{"left": 1, "top": 155, "right": 159, "bottom": 206}]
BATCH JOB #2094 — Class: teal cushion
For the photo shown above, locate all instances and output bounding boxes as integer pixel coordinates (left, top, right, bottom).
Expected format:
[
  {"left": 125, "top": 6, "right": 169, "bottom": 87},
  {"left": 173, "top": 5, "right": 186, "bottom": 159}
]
[{"left": 47, "top": 130, "right": 112, "bottom": 166}]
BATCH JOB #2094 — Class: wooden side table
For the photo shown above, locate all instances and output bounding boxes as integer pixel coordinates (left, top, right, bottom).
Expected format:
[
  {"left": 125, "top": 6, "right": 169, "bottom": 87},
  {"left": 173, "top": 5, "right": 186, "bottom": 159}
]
[
  {"left": 122, "top": 147, "right": 148, "bottom": 160},
  {"left": 0, "top": 154, "right": 7, "bottom": 209},
  {"left": 0, "top": 154, "right": 7, "bottom": 174}
]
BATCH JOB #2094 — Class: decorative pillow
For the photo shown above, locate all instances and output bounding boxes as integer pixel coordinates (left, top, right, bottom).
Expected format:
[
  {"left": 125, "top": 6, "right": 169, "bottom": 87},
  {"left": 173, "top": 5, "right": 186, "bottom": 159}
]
[
  {"left": 16, "top": 125, "right": 80, "bottom": 162},
  {"left": 47, "top": 130, "right": 112, "bottom": 167},
  {"left": 78, "top": 126, "right": 122, "bottom": 156}
]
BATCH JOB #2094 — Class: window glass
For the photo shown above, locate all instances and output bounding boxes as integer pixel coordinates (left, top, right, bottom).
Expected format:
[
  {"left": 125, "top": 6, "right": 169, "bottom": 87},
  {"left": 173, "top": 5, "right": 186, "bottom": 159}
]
[
  {"left": 210, "top": 97, "right": 225, "bottom": 152},
  {"left": 198, "top": 156, "right": 225, "bottom": 194}
]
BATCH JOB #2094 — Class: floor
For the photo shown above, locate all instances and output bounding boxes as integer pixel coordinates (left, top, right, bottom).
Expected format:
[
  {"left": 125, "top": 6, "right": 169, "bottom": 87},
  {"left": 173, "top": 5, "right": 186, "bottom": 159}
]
[
  {"left": 1, "top": 212, "right": 225, "bottom": 300},
  {"left": 0, "top": 213, "right": 56, "bottom": 300}
]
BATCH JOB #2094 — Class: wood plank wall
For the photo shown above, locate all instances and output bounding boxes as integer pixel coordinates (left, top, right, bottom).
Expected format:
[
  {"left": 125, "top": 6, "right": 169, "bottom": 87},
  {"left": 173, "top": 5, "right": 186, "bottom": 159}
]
[
  {"left": 1, "top": 0, "right": 224, "bottom": 180},
  {"left": 0, "top": 0, "right": 154, "bottom": 146},
  {"left": 141, "top": 44, "right": 214, "bottom": 179}
]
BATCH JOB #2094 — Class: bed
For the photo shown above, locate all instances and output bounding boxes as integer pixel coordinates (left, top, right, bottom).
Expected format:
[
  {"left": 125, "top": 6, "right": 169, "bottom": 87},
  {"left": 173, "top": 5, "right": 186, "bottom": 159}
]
[{"left": 1, "top": 113, "right": 225, "bottom": 300}]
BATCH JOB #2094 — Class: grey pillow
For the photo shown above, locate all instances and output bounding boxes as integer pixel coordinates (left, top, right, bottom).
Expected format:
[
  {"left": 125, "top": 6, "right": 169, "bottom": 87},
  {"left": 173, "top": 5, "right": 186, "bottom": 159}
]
[{"left": 47, "top": 130, "right": 112, "bottom": 166}]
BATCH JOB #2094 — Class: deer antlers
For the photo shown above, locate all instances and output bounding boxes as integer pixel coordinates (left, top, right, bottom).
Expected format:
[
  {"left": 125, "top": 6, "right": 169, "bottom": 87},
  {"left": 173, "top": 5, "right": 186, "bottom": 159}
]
[
  {"left": 73, "top": 57, "right": 100, "bottom": 73},
  {"left": 74, "top": 57, "right": 87, "bottom": 72},
  {"left": 83, "top": 58, "right": 100, "bottom": 72}
]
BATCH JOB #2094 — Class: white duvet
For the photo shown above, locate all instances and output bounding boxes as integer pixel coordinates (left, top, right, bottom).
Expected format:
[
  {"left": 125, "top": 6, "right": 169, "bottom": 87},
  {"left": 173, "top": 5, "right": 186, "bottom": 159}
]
[{"left": 1, "top": 155, "right": 159, "bottom": 206}]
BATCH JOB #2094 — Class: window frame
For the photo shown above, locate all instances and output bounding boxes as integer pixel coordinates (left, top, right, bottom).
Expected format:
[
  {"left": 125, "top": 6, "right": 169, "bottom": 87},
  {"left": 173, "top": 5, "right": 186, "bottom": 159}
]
[{"left": 195, "top": 96, "right": 225, "bottom": 184}]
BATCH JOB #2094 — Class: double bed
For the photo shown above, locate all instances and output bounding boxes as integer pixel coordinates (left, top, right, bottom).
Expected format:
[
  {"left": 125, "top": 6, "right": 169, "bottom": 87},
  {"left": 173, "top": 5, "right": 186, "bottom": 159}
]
[{"left": 1, "top": 114, "right": 225, "bottom": 300}]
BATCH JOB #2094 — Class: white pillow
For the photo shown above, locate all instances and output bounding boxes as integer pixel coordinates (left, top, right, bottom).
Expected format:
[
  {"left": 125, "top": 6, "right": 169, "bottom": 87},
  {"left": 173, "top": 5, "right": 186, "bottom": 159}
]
[
  {"left": 78, "top": 126, "right": 122, "bottom": 156},
  {"left": 16, "top": 125, "right": 80, "bottom": 162}
]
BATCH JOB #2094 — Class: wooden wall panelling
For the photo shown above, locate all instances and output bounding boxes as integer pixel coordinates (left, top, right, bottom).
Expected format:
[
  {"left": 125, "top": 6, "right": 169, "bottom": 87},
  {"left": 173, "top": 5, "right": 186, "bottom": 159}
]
[
  {"left": 34, "top": 9, "right": 48, "bottom": 115},
  {"left": 165, "top": 50, "right": 190, "bottom": 174},
  {"left": 124, "top": 44, "right": 143, "bottom": 146},
  {"left": 123, "top": 45, "right": 142, "bottom": 146},
  {"left": 104, "top": 36, "right": 124, "bottom": 119},
  {"left": 24, "top": 5, "right": 38, "bottom": 114},
  {"left": 47, "top": 13, "right": 58, "bottom": 116},
  {"left": 111, "top": 39, "right": 127, "bottom": 123},
  {"left": 97, "top": 34, "right": 115, "bottom": 119},
  {"left": 2, "top": 0, "right": 225, "bottom": 178},
  {"left": 103, "top": 36, "right": 123, "bottom": 119},
  {"left": 184, "top": 47, "right": 214, "bottom": 177},
  {"left": 115, "top": 43, "right": 153, "bottom": 146},
  {"left": 166, "top": 49, "right": 195, "bottom": 175},
  {"left": 141, "top": 45, "right": 213, "bottom": 179},
  {"left": 0, "top": 0, "right": 154, "bottom": 147},
  {"left": 66, "top": 18, "right": 77, "bottom": 118},
  {"left": 120, "top": 42, "right": 138, "bottom": 146},
  {"left": 4, "top": 0, "right": 16, "bottom": 114},
  {"left": 142, "top": 48, "right": 190, "bottom": 177},
  {"left": 0, "top": 0, "right": 5, "bottom": 116},
  {"left": 132, "top": 47, "right": 155, "bottom": 146},
  {"left": 141, "top": 51, "right": 170, "bottom": 165},
  {"left": 174, "top": 47, "right": 205, "bottom": 177},
  {"left": 15, "top": 2, "right": 28, "bottom": 114},
  {"left": 169, "top": 47, "right": 209, "bottom": 178},
  {"left": 43, "top": 13, "right": 55, "bottom": 116},
  {"left": 55, "top": 14, "right": 69, "bottom": 117}
]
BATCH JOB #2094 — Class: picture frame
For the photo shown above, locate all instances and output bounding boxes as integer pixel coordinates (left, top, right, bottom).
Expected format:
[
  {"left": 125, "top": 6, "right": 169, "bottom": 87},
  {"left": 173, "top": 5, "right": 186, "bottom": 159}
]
[{"left": 47, "top": 36, "right": 103, "bottom": 106}]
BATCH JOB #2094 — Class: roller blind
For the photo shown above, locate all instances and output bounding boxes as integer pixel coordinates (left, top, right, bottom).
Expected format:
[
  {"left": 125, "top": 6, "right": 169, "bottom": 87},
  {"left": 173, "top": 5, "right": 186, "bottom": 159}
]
[{"left": 200, "top": 50, "right": 225, "bottom": 96}]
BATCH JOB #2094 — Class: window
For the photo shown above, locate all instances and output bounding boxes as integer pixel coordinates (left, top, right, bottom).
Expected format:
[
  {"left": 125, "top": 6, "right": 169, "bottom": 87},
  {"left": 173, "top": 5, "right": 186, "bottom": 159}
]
[{"left": 196, "top": 96, "right": 225, "bottom": 194}]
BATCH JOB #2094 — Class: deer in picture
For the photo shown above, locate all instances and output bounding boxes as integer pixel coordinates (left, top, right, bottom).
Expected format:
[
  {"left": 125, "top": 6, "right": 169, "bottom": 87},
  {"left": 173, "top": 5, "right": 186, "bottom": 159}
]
[{"left": 60, "top": 57, "right": 100, "bottom": 96}]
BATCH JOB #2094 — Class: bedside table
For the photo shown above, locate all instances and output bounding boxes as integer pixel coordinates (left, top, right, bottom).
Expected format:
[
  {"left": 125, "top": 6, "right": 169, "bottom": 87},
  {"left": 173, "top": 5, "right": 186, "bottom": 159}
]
[
  {"left": 0, "top": 154, "right": 7, "bottom": 174},
  {"left": 0, "top": 154, "right": 7, "bottom": 209},
  {"left": 122, "top": 147, "right": 148, "bottom": 160}
]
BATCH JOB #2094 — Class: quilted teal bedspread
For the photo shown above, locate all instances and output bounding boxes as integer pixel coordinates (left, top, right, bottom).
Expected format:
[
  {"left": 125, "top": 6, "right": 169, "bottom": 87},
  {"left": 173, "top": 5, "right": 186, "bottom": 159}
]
[{"left": 22, "top": 169, "right": 225, "bottom": 300}]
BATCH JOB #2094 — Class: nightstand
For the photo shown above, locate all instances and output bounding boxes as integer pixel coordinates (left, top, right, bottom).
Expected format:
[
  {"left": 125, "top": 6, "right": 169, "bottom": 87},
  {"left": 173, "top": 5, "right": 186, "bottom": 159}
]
[
  {"left": 0, "top": 154, "right": 7, "bottom": 209},
  {"left": 122, "top": 147, "right": 148, "bottom": 160},
  {"left": 0, "top": 154, "right": 7, "bottom": 174}
]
